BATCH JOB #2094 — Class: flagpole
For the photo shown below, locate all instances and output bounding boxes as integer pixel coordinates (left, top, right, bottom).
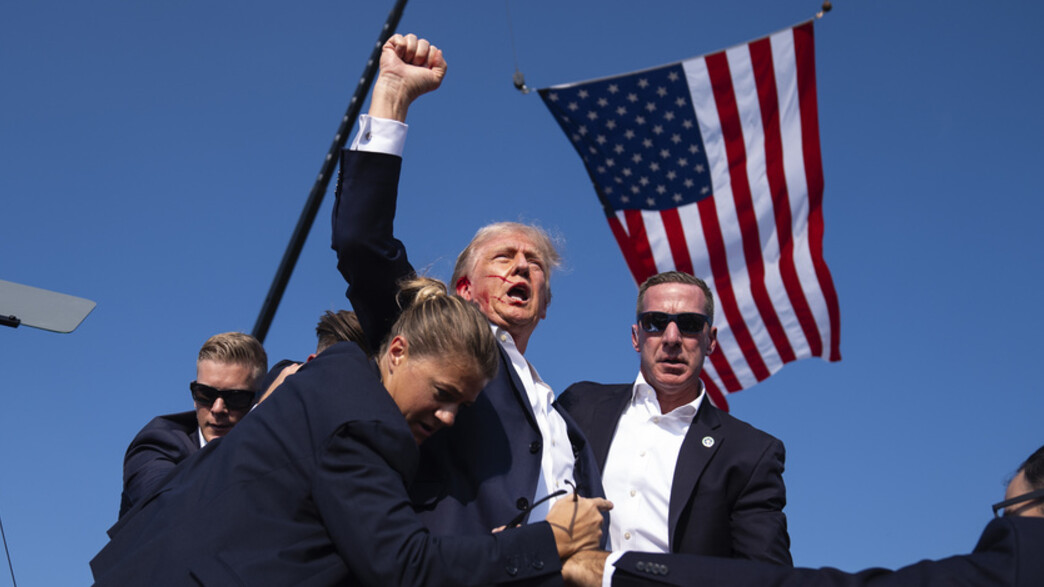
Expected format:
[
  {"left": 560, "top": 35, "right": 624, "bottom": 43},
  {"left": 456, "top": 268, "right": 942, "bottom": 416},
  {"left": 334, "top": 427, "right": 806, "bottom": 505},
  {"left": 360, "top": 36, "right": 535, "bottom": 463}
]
[
  {"left": 816, "top": 1, "right": 833, "bottom": 19},
  {"left": 251, "top": 0, "right": 410, "bottom": 343}
]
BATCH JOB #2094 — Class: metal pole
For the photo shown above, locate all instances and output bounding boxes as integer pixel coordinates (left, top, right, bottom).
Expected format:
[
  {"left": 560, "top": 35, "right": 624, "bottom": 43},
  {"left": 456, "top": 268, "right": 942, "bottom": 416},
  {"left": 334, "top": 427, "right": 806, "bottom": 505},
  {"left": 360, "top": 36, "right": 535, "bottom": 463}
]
[{"left": 252, "top": 0, "right": 410, "bottom": 342}]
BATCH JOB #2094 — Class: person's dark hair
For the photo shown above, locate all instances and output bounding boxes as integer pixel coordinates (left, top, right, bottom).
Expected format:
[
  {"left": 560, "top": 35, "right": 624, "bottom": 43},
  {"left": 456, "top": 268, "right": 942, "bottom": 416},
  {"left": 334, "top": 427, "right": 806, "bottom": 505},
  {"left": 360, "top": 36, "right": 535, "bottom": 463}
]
[
  {"left": 636, "top": 271, "right": 715, "bottom": 320},
  {"left": 315, "top": 310, "right": 371, "bottom": 356},
  {"left": 1019, "top": 444, "right": 1044, "bottom": 490},
  {"left": 381, "top": 276, "right": 499, "bottom": 381}
]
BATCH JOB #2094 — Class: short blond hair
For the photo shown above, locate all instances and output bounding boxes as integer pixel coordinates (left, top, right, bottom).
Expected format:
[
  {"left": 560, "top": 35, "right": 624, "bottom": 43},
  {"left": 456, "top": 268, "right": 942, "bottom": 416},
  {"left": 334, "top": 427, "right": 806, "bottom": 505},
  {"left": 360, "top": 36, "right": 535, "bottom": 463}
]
[{"left": 197, "top": 332, "right": 268, "bottom": 390}]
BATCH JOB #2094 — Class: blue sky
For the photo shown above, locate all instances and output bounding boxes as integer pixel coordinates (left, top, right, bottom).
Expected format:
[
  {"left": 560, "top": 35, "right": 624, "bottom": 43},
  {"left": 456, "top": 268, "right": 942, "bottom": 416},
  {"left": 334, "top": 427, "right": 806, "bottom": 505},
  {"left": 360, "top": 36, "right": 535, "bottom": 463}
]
[{"left": 3, "top": 1, "right": 1043, "bottom": 584}]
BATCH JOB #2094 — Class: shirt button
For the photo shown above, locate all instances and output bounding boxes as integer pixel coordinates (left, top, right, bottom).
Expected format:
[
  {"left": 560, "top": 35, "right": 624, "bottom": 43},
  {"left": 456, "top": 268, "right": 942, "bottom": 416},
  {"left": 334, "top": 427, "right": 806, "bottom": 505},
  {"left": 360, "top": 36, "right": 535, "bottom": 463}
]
[
  {"left": 499, "top": 333, "right": 509, "bottom": 342},
  {"left": 529, "top": 441, "right": 542, "bottom": 454},
  {"left": 516, "top": 497, "right": 529, "bottom": 511},
  {"left": 639, "top": 451, "right": 646, "bottom": 457},
  {"left": 624, "top": 532, "right": 632, "bottom": 540},
  {"left": 653, "top": 417, "right": 660, "bottom": 423},
  {"left": 629, "top": 489, "right": 636, "bottom": 497}
]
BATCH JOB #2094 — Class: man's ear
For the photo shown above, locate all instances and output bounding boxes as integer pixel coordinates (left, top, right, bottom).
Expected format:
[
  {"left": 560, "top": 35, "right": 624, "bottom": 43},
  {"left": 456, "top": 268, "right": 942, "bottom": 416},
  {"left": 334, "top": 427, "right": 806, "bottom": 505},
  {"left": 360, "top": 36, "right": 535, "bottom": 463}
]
[
  {"left": 631, "top": 324, "right": 641, "bottom": 352},
  {"left": 706, "top": 327, "right": 718, "bottom": 355},
  {"left": 456, "top": 276, "right": 472, "bottom": 300}
]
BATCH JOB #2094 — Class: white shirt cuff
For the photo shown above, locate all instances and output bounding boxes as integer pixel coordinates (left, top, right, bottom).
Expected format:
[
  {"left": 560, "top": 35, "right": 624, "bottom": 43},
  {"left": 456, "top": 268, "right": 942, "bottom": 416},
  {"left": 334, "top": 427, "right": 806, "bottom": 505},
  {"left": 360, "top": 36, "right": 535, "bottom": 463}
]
[
  {"left": 349, "top": 114, "right": 407, "bottom": 156},
  {"left": 602, "top": 551, "right": 624, "bottom": 587}
]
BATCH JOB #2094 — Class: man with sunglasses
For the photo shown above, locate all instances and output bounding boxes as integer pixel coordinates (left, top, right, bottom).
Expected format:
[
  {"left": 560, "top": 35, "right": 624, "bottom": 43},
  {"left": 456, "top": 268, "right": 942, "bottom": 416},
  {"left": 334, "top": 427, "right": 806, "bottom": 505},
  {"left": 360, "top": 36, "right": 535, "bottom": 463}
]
[
  {"left": 557, "top": 271, "right": 790, "bottom": 564},
  {"left": 118, "top": 331, "right": 266, "bottom": 517}
]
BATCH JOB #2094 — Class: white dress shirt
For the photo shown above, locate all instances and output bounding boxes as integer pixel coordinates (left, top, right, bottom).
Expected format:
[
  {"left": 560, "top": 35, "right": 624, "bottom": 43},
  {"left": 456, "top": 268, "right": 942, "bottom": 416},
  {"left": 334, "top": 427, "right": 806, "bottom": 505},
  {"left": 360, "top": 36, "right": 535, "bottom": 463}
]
[{"left": 602, "top": 372, "right": 704, "bottom": 553}]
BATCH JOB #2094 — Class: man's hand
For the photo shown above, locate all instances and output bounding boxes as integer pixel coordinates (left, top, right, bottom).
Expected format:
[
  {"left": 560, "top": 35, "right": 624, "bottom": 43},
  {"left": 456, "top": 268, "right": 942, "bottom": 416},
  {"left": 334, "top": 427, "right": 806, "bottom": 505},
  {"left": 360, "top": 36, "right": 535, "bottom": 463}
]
[
  {"left": 563, "top": 550, "right": 609, "bottom": 587},
  {"left": 369, "top": 33, "right": 447, "bottom": 122},
  {"left": 547, "top": 496, "right": 613, "bottom": 559}
]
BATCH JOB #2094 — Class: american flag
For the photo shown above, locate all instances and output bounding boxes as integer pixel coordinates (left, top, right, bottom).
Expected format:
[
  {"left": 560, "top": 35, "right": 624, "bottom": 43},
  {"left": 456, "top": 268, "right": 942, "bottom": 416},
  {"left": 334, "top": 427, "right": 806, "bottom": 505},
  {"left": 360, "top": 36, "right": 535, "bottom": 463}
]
[{"left": 539, "top": 21, "right": 840, "bottom": 409}]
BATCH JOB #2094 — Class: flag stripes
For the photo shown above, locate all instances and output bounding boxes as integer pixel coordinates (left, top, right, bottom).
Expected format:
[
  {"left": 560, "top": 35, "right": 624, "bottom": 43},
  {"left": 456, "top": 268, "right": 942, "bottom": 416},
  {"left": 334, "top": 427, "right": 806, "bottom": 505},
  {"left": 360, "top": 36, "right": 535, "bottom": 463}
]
[{"left": 540, "top": 21, "right": 840, "bottom": 408}]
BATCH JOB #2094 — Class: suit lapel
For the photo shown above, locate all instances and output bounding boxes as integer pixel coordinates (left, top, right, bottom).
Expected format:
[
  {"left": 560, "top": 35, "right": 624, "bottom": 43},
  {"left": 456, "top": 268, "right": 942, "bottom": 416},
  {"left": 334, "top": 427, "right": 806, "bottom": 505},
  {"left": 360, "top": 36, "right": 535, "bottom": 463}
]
[
  {"left": 587, "top": 385, "right": 631, "bottom": 472},
  {"left": 668, "top": 399, "right": 723, "bottom": 549},
  {"left": 497, "top": 344, "right": 540, "bottom": 430}
]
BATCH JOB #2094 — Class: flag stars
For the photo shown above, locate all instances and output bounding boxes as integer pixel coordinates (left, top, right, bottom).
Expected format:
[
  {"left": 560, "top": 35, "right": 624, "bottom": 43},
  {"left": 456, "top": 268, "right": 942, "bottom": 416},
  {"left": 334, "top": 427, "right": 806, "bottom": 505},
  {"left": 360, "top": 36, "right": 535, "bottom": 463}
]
[
  {"left": 604, "top": 186, "right": 614, "bottom": 194},
  {"left": 694, "top": 164, "right": 705, "bottom": 173},
  {"left": 642, "top": 138, "right": 653, "bottom": 148},
  {"left": 547, "top": 92, "right": 559, "bottom": 102},
  {"left": 666, "top": 170, "right": 676, "bottom": 180},
  {"left": 673, "top": 193, "right": 684, "bottom": 202},
  {"left": 614, "top": 144, "right": 625, "bottom": 154},
  {"left": 664, "top": 111, "right": 675, "bottom": 122},
  {"left": 606, "top": 120, "right": 617, "bottom": 130},
  {"left": 638, "top": 176, "right": 649, "bottom": 187},
  {"left": 578, "top": 125, "right": 588, "bottom": 135},
  {"left": 596, "top": 135, "right": 607, "bottom": 145},
  {"left": 671, "top": 134, "right": 682, "bottom": 144},
  {"left": 688, "top": 144, "right": 700, "bottom": 153},
  {"left": 624, "top": 129, "right": 635, "bottom": 139},
  {"left": 622, "top": 168, "right": 633, "bottom": 177},
  {"left": 588, "top": 146, "right": 598, "bottom": 154},
  {"left": 684, "top": 178, "right": 695, "bottom": 188},
  {"left": 632, "top": 153, "right": 643, "bottom": 163},
  {"left": 656, "top": 185, "right": 666, "bottom": 194},
  {"left": 646, "top": 196, "right": 656, "bottom": 206},
  {"left": 701, "top": 186, "right": 710, "bottom": 195},
  {"left": 682, "top": 119, "right": 694, "bottom": 129},
  {"left": 617, "top": 106, "right": 627, "bottom": 116},
  {"left": 632, "top": 185, "right": 641, "bottom": 195},
  {"left": 614, "top": 176, "right": 623, "bottom": 184},
  {"left": 568, "top": 102, "right": 579, "bottom": 111},
  {"left": 587, "top": 111, "right": 598, "bottom": 120},
  {"left": 571, "top": 133, "right": 581, "bottom": 142},
  {"left": 636, "top": 116, "right": 646, "bottom": 125},
  {"left": 660, "top": 149, "right": 671, "bottom": 159},
  {"left": 578, "top": 89, "right": 589, "bottom": 99},
  {"left": 608, "top": 84, "right": 619, "bottom": 94},
  {"left": 652, "top": 125, "right": 664, "bottom": 135},
  {"left": 668, "top": 71, "right": 679, "bottom": 82},
  {"left": 675, "top": 97, "right": 687, "bottom": 107},
  {"left": 620, "top": 195, "right": 629, "bottom": 203},
  {"left": 656, "top": 86, "right": 667, "bottom": 97},
  {"left": 597, "top": 97, "right": 608, "bottom": 107},
  {"left": 645, "top": 102, "right": 657, "bottom": 112},
  {"left": 597, "top": 165, "right": 606, "bottom": 174},
  {"left": 638, "top": 78, "right": 649, "bottom": 88},
  {"left": 650, "top": 162, "right": 660, "bottom": 172},
  {"left": 606, "top": 158, "right": 616, "bottom": 167},
  {"left": 627, "top": 93, "right": 638, "bottom": 103},
  {"left": 678, "top": 157, "right": 689, "bottom": 167}
]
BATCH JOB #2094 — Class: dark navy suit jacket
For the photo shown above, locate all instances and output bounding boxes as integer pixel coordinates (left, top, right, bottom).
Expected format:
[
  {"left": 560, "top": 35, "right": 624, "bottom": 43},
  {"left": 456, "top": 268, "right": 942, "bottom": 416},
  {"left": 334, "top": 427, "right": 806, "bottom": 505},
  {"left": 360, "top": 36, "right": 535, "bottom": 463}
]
[
  {"left": 612, "top": 517, "right": 1044, "bottom": 587},
  {"left": 332, "top": 150, "right": 603, "bottom": 537},
  {"left": 119, "top": 410, "right": 199, "bottom": 518},
  {"left": 556, "top": 382, "right": 790, "bottom": 564},
  {"left": 91, "top": 343, "right": 563, "bottom": 586}
]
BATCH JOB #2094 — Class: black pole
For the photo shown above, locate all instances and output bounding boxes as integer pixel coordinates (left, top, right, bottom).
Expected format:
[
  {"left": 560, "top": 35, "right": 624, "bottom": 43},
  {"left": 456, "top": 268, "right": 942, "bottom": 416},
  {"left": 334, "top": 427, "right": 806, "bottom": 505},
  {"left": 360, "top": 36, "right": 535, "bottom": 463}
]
[{"left": 252, "top": 0, "right": 410, "bottom": 343}]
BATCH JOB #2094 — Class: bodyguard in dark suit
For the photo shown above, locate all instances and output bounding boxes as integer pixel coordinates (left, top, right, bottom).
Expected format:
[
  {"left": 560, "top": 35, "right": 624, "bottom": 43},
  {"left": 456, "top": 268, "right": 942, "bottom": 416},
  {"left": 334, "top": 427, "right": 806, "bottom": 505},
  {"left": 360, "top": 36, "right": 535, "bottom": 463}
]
[
  {"left": 118, "top": 332, "right": 267, "bottom": 517},
  {"left": 557, "top": 272, "right": 789, "bottom": 563},
  {"left": 93, "top": 282, "right": 611, "bottom": 586},
  {"left": 332, "top": 33, "right": 603, "bottom": 538}
]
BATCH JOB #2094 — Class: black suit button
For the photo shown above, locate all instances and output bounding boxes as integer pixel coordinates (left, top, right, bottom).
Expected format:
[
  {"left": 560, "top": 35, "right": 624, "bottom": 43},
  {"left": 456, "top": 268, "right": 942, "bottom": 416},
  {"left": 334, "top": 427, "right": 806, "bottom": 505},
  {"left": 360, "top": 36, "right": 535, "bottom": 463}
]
[
  {"left": 506, "top": 566, "right": 518, "bottom": 576},
  {"left": 661, "top": 564, "right": 669, "bottom": 575},
  {"left": 516, "top": 497, "right": 529, "bottom": 510},
  {"left": 529, "top": 440, "right": 542, "bottom": 454},
  {"left": 532, "top": 560, "right": 544, "bottom": 570},
  {"left": 636, "top": 562, "right": 647, "bottom": 572}
]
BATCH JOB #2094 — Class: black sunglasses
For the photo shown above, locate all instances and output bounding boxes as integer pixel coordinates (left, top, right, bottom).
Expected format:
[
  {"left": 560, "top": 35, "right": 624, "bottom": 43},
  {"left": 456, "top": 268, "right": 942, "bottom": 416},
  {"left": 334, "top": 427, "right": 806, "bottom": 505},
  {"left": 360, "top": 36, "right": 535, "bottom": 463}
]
[
  {"left": 189, "top": 381, "right": 256, "bottom": 411},
  {"left": 636, "top": 311, "right": 711, "bottom": 335},
  {"left": 992, "top": 488, "right": 1044, "bottom": 518}
]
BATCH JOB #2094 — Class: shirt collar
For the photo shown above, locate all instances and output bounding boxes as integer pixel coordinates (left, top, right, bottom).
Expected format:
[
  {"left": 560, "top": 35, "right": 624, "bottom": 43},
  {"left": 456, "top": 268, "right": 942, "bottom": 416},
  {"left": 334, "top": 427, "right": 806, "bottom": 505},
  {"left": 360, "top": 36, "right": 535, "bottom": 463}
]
[{"left": 631, "top": 372, "right": 704, "bottom": 421}]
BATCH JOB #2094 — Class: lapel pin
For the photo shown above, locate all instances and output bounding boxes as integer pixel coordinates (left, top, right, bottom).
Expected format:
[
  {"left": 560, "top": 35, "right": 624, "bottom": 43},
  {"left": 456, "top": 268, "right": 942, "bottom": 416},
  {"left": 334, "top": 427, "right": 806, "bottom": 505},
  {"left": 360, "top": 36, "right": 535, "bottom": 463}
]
[{"left": 702, "top": 436, "right": 715, "bottom": 448}]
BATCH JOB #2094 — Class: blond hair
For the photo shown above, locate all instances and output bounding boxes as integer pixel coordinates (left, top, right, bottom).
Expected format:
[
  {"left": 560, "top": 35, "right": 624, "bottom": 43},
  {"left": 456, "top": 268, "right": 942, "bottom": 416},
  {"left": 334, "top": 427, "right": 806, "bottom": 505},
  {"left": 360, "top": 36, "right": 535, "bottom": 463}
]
[
  {"left": 197, "top": 332, "right": 268, "bottom": 389},
  {"left": 450, "top": 222, "right": 561, "bottom": 304}
]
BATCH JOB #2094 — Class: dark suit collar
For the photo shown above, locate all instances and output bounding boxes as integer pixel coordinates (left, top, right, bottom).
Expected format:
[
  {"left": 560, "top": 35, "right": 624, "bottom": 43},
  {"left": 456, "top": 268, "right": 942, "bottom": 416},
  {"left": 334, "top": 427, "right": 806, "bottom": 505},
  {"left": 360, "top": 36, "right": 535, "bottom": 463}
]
[
  {"left": 583, "top": 384, "right": 632, "bottom": 472},
  {"left": 668, "top": 399, "right": 723, "bottom": 547}
]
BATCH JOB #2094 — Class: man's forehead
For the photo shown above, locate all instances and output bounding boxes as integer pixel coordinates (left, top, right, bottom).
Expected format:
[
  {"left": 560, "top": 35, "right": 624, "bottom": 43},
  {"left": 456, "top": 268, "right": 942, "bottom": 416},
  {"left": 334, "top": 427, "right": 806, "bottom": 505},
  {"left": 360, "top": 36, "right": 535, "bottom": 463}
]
[
  {"left": 641, "top": 282, "right": 706, "bottom": 309},
  {"left": 477, "top": 232, "right": 544, "bottom": 257}
]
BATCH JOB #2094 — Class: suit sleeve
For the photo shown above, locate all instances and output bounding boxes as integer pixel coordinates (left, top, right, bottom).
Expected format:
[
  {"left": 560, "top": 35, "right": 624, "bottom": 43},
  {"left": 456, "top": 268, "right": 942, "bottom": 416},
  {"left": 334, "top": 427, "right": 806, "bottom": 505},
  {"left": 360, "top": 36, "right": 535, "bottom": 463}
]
[
  {"left": 120, "top": 427, "right": 193, "bottom": 517},
  {"left": 331, "top": 149, "right": 415, "bottom": 353},
  {"left": 312, "top": 420, "right": 564, "bottom": 586},
  {"left": 729, "top": 437, "right": 792, "bottom": 566}
]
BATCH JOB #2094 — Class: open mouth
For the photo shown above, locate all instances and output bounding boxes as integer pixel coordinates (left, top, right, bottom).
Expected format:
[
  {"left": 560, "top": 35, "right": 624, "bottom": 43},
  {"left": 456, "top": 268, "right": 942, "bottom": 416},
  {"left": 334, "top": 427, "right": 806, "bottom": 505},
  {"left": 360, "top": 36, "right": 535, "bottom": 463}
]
[{"left": 505, "top": 283, "right": 531, "bottom": 304}]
